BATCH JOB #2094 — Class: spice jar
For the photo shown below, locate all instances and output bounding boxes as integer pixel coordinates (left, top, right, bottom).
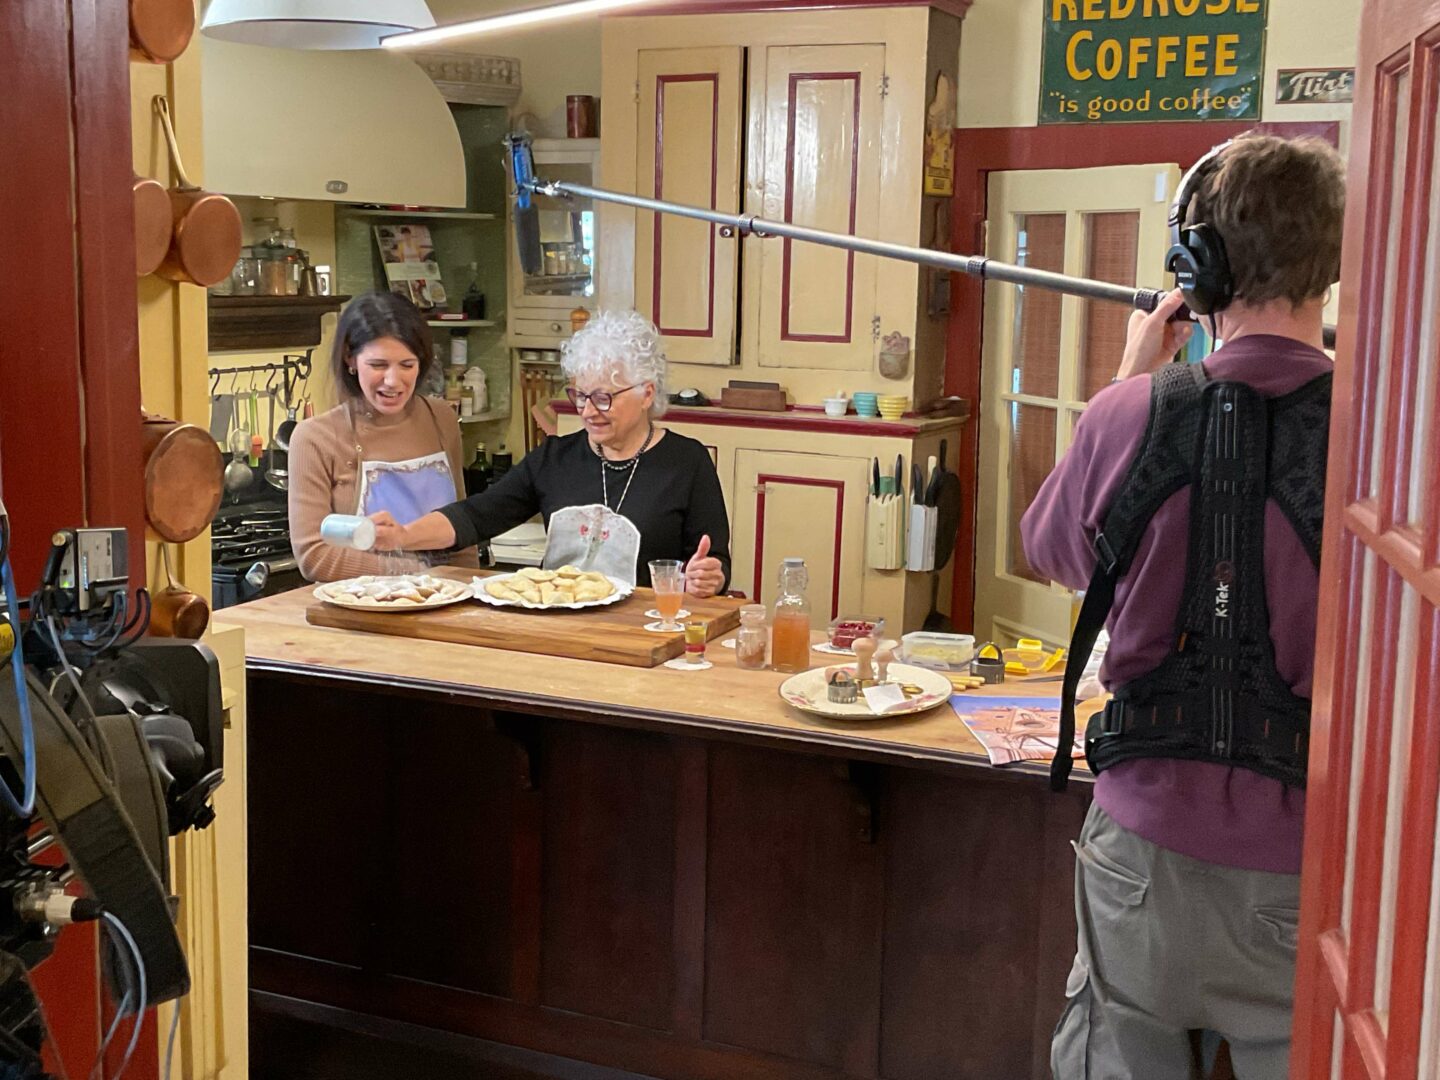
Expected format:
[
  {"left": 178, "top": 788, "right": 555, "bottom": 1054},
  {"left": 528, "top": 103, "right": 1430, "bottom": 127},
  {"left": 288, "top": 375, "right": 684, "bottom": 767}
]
[{"left": 735, "top": 604, "right": 768, "bottom": 669}]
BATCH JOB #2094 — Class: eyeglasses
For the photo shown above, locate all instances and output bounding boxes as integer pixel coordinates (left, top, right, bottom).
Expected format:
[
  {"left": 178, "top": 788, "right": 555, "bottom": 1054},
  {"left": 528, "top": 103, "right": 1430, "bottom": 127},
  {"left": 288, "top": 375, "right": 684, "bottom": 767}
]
[{"left": 565, "top": 384, "right": 641, "bottom": 413}]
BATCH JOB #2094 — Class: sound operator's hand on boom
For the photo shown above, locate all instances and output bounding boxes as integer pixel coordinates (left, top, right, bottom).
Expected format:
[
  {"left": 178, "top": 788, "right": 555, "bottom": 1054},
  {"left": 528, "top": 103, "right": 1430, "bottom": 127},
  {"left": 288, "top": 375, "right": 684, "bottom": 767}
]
[{"left": 1116, "top": 289, "right": 1195, "bottom": 382}]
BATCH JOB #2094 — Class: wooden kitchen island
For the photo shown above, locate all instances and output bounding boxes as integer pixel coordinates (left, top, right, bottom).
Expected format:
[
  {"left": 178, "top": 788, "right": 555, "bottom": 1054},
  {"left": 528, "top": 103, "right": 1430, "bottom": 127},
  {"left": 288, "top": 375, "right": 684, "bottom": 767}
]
[{"left": 219, "top": 580, "right": 1090, "bottom": 1080}]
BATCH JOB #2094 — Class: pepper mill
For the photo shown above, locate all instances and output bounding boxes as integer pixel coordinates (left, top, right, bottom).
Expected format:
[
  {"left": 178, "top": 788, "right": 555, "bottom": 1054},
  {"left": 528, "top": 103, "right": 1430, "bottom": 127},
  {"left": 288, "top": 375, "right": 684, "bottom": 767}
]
[
  {"left": 852, "top": 636, "right": 876, "bottom": 684},
  {"left": 875, "top": 647, "right": 894, "bottom": 684}
]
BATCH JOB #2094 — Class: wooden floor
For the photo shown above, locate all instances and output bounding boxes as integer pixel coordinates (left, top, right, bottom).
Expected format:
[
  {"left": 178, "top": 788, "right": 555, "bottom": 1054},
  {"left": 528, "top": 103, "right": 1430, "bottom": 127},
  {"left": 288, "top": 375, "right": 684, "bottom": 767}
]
[{"left": 251, "top": 993, "right": 660, "bottom": 1080}]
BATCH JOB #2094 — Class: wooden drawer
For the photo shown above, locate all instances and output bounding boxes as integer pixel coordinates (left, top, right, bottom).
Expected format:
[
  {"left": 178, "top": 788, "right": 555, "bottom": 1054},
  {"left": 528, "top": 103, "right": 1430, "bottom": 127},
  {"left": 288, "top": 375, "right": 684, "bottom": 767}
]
[{"left": 509, "top": 316, "right": 574, "bottom": 343}]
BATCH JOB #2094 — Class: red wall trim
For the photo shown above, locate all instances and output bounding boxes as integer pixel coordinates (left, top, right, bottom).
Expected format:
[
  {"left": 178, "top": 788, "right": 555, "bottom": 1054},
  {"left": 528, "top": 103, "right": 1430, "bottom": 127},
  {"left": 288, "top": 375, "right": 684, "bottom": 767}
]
[
  {"left": 653, "top": 73, "right": 722, "bottom": 340},
  {"left": 754, "top": 474, "right": 845, "bottom": 620},
  {"left": 781, "top": 72, "right": 862, "bottom": 344},
  {"left": 943, "top": 119, "right": 1343, "bottom": 633},
  {"left": 556, "top": 400, "right": 967, "bottom": 438}
]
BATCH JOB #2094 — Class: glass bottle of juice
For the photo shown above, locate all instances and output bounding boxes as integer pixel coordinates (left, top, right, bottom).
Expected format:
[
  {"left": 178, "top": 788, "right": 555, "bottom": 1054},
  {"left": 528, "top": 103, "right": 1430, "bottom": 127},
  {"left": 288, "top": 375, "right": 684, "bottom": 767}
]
[{"left": 770, "top": 557, "right": 812, "bottom": 673}]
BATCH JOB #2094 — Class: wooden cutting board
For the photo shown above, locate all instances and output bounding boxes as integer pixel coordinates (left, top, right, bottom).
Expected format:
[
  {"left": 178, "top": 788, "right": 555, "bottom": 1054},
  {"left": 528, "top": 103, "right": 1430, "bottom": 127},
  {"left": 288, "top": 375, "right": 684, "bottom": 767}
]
[{"left": 303, "top": 568, "right": 744, "bottom": 668}]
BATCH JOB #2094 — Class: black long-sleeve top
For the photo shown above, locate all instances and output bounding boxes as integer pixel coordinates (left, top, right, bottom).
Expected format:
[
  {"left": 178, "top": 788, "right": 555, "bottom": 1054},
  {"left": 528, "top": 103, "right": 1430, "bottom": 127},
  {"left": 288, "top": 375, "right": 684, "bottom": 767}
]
[{"left": 439, "top": 429, "right": 731, "bottom": 589}]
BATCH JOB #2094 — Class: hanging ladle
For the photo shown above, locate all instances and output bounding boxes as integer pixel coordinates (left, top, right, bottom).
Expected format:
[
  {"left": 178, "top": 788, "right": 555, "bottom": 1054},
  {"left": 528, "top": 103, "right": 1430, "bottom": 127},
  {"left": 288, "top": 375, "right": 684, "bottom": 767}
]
[{"left": 264, "top": 385, "right": 288, "bottom": 491}]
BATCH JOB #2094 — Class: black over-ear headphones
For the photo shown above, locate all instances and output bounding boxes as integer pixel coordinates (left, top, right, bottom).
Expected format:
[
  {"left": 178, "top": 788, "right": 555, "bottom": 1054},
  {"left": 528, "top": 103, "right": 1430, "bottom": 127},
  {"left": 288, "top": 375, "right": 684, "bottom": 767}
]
[{"left": 1166, "top": 141, "right": 1235, "bottom": 316}]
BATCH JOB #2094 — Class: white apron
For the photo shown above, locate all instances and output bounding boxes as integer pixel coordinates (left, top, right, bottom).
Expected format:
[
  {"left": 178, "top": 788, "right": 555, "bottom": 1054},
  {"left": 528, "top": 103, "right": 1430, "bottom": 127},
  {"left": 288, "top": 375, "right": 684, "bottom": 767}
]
[{"left": 348, "top": 400, "right": 456, "bottom": 526}]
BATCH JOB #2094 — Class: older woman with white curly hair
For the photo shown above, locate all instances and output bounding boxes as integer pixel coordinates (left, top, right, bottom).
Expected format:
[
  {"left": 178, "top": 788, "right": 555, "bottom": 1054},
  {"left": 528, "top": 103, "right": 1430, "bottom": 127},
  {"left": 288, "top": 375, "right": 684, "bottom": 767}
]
[{"left": 368, "top": 310, "right": 730, "bottom": 595}]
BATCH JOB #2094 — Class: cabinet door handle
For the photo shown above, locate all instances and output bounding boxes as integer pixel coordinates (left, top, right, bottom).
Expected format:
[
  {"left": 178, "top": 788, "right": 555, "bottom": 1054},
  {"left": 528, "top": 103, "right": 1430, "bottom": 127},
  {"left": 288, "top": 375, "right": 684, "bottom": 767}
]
[{"left": 550, "top": 322, "right": 563, "bottom": 332}]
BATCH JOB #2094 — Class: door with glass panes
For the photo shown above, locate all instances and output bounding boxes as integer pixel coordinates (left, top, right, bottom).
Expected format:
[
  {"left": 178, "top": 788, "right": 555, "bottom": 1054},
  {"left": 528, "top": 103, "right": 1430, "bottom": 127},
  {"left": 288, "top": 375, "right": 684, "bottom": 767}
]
[{"left": 973, "top": 164, "right": 1180, "bottom": 647}]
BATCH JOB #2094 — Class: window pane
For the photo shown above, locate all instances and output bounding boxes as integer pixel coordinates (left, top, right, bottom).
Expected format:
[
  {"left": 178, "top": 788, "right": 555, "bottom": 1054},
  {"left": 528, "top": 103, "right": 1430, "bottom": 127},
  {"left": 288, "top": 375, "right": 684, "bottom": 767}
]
[
  {"left": 1406, "top": 98, "right": 1440, "bottom": 526},
  {"left": 1008, "top": 403, "right": 1057, "bottom": 583},
  {"left": 1369, "top": 68, "right": 1412, "bottom": 500},
  {"left": 1078, "top": 212, "right": 1140, "bottom": 401},
  {"left": 1012, "top": 213, "right": 1066, "bottom": 399},
  {"left": 1343, "top": 547, "right": 1380, "bottom": 935}
]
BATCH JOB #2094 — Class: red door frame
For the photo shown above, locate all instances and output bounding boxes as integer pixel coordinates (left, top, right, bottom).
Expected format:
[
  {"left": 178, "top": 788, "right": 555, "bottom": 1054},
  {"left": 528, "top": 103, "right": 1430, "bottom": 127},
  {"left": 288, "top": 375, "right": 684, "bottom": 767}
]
[
  {"left": 1291, "top": 0, "right": 1440, "bottom": 1072},
  {"left": 943, "top": 119, "right": 1342, "bottom": 631},
  {"left": 2, "top": 0, "right": 149, "bottom": 1075}
]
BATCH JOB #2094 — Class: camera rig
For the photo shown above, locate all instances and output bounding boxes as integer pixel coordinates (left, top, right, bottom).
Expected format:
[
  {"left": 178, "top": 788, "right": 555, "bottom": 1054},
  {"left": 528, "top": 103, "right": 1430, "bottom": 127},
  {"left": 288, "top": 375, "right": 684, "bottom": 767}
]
[{"left": 0, "top": 507, "right": 222, "bottom": 1079}]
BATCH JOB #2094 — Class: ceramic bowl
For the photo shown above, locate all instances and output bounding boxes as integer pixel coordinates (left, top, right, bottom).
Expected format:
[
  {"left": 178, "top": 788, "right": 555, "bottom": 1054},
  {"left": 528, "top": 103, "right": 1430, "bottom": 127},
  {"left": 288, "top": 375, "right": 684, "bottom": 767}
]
[{"left": 823, "top": 398, "right": 849, "bottom": 418}]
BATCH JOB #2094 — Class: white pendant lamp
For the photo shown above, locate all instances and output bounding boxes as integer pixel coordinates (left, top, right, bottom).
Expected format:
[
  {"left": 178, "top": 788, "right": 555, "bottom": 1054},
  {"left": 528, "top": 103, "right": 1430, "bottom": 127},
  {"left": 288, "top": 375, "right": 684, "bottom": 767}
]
[
  {"left": 200, "top": 0, "right": 437, "bottom": 50},
  {"left": 381, "top": 0, "right": 652, "bottom": 49}
]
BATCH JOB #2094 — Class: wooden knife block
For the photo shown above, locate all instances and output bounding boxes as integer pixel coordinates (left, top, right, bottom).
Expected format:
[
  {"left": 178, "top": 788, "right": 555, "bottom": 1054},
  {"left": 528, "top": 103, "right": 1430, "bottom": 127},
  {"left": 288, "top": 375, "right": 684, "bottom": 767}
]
[{"left": 719, "top": 380, "right": 787, "bottom": 411}]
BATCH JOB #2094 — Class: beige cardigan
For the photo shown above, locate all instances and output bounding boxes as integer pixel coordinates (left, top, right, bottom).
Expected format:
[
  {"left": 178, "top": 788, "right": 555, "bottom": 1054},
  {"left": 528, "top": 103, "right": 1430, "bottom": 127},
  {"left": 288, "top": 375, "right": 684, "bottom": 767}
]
[{"left": 286, "top": 395, "right": 480, "bottom": 581}]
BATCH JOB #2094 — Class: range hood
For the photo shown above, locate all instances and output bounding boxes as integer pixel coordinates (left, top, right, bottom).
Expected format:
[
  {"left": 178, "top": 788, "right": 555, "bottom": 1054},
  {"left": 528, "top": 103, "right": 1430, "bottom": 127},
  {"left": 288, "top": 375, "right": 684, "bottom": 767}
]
[{"left": 201, "top": 37, "right": 467, "bottom": 206}]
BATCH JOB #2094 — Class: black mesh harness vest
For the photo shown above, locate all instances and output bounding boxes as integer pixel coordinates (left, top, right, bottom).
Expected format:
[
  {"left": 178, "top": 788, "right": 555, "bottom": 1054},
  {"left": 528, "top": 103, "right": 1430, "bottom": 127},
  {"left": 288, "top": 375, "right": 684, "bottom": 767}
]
[{"left": 1050, "top": 361, "right": 1332, "bottom": 793}]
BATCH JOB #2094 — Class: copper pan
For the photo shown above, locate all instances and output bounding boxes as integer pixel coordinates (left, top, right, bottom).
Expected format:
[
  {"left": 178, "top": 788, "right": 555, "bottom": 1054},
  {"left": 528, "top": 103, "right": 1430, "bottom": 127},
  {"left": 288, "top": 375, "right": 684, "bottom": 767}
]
[
  {"left": 142, "top": 412, "right": 223, "bottom": 544},
  {"left": 150, "top": 545, "right": 210, "bottom": 640},
  {"left": 133, "top": 173, "right": 172, "bottom": 276},
  {"left": 129, "top": 0, "right": 195, "bottom": 64},
  {"left": 152, "top": 96, "right": 242, "bottom": 288}
]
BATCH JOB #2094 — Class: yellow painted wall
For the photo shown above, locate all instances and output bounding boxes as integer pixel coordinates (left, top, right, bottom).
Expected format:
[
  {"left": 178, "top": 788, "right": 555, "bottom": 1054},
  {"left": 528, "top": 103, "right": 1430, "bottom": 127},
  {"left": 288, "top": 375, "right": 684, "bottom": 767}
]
[
  {"left": 958, "top": 0, "right": 1361, "bottom": 133},
  {"left": 132, "top": 27, "right": 211, "bottom": 600}
]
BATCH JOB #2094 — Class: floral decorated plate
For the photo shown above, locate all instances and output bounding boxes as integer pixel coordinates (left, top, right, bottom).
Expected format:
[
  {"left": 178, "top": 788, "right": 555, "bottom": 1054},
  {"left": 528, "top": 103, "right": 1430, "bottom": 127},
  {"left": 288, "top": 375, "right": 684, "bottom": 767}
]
[
  {"left": 472, "top": 569, "right": 633, "bottom": 611},
  {"left": 778, "top": 662, "right": 955, "bottom": 720},
  {"left": 314, "top": 574, "right": 473, "bottom": 611}
]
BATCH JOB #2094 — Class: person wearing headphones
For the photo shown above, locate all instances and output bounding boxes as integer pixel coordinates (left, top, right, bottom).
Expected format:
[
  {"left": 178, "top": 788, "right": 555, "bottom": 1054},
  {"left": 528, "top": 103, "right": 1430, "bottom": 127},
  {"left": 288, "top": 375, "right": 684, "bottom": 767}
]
[{"left": 1022, "top": 134, "right": 1346, "bottom": 1079}]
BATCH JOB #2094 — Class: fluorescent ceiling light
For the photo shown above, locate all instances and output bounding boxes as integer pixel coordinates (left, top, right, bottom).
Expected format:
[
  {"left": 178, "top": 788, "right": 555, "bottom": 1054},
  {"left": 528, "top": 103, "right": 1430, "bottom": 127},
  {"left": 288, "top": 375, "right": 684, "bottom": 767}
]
[
  {"left": 201, "top": 0, "right": 437, "bottom": 50},
  {"left": 381, "top": 0, "right": 653, "bottom": 49}
]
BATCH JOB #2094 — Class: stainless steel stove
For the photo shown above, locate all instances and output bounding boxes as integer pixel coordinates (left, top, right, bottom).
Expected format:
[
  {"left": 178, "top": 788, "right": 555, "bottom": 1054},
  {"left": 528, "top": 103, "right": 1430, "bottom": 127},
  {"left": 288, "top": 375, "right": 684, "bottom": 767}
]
[{"left": 211, "top": 479, "right": 305, "bottom": 609}]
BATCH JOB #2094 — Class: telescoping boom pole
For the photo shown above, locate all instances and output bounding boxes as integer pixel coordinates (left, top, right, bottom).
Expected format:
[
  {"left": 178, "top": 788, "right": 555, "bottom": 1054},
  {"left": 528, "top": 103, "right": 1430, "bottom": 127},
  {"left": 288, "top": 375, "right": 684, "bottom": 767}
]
[{"left": 505, "top": 135, "right": 1337, "bottom": 348}]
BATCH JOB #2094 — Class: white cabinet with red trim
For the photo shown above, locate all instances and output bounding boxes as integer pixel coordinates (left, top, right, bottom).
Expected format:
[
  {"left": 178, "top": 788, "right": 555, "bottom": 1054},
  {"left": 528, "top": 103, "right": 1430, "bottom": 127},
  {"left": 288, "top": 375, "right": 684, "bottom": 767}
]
[
  {"left": 559, "top": 407, "right": 966, "bottom": 633},
  {"left": 600, "top": 5, "right": 961, "bottom": 406}
]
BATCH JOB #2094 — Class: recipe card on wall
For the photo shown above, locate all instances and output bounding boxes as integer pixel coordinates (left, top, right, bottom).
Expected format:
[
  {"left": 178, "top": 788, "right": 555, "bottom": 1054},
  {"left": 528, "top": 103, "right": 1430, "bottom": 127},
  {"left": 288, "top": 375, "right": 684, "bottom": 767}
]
[{"left": 1040, "top": 0, "right": 1268, "bottom": 124}]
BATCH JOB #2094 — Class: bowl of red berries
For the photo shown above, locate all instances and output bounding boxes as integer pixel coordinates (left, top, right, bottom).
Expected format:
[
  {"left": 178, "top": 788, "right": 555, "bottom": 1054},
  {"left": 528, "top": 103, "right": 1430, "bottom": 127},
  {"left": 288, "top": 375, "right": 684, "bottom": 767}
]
[{"left": 828, "top": 616, "right": 886, "bottom": 651}]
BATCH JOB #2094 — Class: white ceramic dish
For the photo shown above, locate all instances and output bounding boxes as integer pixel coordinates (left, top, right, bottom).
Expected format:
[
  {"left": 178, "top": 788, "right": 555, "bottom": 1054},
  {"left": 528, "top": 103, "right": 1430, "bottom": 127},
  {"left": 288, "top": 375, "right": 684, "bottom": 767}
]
[
  {"left": 314, "top": 574, "right": 473, "bottom": 612},
  {"left": 778, "top": 661, "right": 954, "bottom": 720},
  {"left": 472, "top": 572, "right": 633, "bottom": 611}
]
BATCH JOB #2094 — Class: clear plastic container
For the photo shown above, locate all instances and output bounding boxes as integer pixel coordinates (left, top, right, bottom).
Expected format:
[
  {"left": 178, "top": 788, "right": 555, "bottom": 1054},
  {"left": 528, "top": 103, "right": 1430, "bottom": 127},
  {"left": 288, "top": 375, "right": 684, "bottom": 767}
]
[
  {"left": 899, "top": 631, "right": 976, "bottom": 671},
  {"left": 828, "top": 615, "right": 885, "bottom": 650}
]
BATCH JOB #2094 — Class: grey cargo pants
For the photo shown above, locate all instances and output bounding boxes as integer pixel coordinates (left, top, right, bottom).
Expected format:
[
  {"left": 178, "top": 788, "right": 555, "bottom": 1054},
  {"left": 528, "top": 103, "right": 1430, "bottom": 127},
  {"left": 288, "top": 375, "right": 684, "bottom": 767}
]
[{"left": 1051, "top": 804, "right": 1301, "bottom": 1080}]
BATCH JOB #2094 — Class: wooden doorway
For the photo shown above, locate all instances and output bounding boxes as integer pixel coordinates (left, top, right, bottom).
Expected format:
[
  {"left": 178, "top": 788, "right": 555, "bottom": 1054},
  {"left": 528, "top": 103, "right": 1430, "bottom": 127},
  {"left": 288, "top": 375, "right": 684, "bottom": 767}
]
[
  {"left": 945, "top": 120, "right": 1340, "bottom": 633},
  {"left": 1291, "top": 0, "right": 1440, "bottom": 1073},
  {"left": 973, "top": 163, "right": 1178, "bottom": 647}
]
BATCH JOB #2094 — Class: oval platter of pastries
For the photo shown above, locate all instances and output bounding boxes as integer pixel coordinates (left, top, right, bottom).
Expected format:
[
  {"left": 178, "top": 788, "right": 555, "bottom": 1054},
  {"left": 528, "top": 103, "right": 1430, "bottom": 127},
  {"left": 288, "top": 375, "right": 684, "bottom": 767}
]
[
  {"left": 314, "top": 573, "right": 474, "bottom": 611},
  {"left": 474, "top": 565, "right": 631, "bottom": 611}
]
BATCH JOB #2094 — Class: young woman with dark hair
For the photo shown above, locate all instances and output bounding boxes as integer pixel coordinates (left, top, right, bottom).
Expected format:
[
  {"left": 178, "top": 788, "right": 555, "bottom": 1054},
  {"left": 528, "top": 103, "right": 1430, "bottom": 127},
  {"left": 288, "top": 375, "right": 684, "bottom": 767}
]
[{"left": 287, "top": 291, "right": 477, "bottom": 581}]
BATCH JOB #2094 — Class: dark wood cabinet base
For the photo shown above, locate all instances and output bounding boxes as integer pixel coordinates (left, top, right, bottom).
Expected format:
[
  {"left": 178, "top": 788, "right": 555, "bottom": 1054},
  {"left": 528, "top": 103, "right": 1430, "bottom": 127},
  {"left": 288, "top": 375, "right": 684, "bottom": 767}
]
[{"left": 247, "top": 675, "right": 1090, "bottom": 1080}]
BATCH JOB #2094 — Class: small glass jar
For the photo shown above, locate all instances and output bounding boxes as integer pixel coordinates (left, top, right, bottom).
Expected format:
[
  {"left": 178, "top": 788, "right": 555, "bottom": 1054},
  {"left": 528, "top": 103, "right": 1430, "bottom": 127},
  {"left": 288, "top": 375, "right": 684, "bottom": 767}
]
[
  {"left": 735, "top": 605, "right": 768, "bottom": 670},
  {"left": 283, "top": 253, "right": 302, "bottom": 296}
]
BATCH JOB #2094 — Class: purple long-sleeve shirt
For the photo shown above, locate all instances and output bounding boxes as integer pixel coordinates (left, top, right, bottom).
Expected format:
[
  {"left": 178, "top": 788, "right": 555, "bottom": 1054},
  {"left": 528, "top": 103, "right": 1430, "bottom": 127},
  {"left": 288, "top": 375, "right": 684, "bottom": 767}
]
[{"left": 1021, "top": 335, "right": 1332, "bottom": 874}]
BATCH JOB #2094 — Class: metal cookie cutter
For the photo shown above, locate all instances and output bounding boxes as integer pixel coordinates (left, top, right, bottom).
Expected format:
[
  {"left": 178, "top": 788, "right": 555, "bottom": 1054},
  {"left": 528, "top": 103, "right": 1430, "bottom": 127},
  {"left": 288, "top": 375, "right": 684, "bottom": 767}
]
[{"left": 970, "top": 641, "right": 1006, "bottom": 685}]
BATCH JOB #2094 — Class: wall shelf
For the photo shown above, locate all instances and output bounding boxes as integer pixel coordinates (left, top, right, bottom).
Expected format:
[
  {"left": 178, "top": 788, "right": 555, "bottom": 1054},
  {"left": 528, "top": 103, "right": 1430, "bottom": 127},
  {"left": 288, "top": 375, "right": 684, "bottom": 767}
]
[
  {"left": 428, "top": 319, "right": 497, "bottom": 328},
  {"left": 208, "top": 295, "right": 349, "bottom": 352},
  {"left": 460, "top": 410, "right": 509, "bottom": 424},
  {"left": 341, "top": 208, "right": 497, "bottom": 221}
]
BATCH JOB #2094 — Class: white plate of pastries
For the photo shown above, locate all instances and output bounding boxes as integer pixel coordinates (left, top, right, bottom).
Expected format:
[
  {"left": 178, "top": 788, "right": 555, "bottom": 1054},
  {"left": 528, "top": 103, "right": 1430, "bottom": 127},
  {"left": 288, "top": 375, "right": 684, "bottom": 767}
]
[
  {"left": 474, "top": 566, "right": 631, "bottom": 610},
  {"left": 313, "top": 574, "right": 474, "bottom": 611}
]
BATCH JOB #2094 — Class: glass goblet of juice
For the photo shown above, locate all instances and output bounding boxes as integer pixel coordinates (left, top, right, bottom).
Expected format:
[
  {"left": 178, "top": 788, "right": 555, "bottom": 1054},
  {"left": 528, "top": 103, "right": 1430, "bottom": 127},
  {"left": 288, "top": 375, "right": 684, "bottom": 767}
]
[{"left": 649, "top": 559, "right": 686, "bottom": 631}]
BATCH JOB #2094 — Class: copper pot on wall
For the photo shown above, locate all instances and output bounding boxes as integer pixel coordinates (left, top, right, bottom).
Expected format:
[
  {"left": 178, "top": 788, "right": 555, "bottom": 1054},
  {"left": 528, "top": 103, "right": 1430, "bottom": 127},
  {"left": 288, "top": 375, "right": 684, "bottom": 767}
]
[
  {"left": 129, "top": 0, "right": 195, "bottom": 63},
  {"left": 152, "top": 96, "right": 243, "bottom": 288},
  {"left": 142, "top": 412, "right": 223, "bottom": 544},
  {"left": 133, "top": 173, "right": 172, "bottom": 276},
  {"left": 150, "top": 545, "right": 209, "bottom": 639}
]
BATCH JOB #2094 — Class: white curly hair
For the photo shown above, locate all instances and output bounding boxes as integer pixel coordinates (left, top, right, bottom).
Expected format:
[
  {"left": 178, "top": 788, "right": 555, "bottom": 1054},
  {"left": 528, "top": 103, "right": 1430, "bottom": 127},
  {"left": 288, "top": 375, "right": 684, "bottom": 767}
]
[{"left": 560, "top": 309, "right": 668, "bottom": 418}]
